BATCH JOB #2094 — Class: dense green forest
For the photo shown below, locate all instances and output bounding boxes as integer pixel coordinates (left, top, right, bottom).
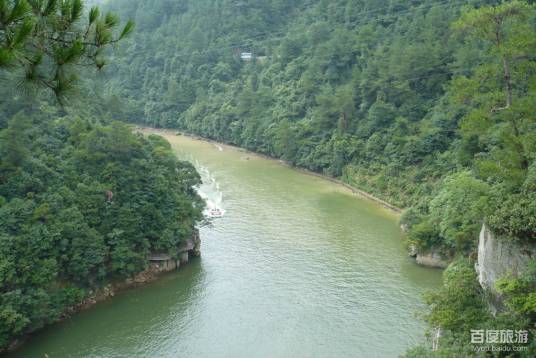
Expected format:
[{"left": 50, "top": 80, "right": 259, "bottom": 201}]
[
  {"left": 98, "top": 0, "right": 536, "bottom": 355},
  {"left": 1, "top": 0, "right": 535, "bottom": 355},
  {"left": 102, "top": 0, "right": 536, "bottom": 251},
  {"left": 0, "top": 113, "right": 203, "bottom": 348},
  {"left": 0, "top": 0, "right": 202, "bottom": 350}
]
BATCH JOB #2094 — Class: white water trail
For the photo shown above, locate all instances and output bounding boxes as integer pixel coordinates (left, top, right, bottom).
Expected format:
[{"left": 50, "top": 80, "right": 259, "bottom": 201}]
[{"left": 194, "top": 164, "right": 225, "bottom": 218}]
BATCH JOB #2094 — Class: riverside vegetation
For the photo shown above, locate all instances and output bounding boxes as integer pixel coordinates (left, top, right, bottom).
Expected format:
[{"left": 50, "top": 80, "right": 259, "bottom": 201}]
[
  {"left": 100, "top": 0, "right": 536, "bottom": 355},
  {"left": 1, "top": 0, "right": 535, "bottom": 355},
  {"left": 0, "top": 0, "right": 202, "bottom": 350}
]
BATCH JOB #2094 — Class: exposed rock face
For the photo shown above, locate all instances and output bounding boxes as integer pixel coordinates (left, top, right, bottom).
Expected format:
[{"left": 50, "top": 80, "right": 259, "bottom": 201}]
[
  {"left": 476, "top": 224, "right": 536, "bottom": 300},
  {"left": 149, "top": 228, "right": 201, "bottom": 271},
  {"left": 192, "top": 228, "right": 201, "bottom": 256},
  {"left": 415, "top": 251, "right": 449, "bottom": 269},
  {"left": 408, "top": 244, "right": 418, "bottom": 257},
  {"left": 69, "top": 230, "right": 204, "bottom": 313},
  {"left": 178, "top": 228, "right": 200, "bottom": 256}
]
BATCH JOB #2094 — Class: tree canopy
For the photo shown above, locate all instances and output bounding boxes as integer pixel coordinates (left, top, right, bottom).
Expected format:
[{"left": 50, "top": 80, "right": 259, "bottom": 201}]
[
  {"left": 0, "top": 1, "right": 205, "bottom": 351},
  {"left": 0, "top": 114, "right": 203, "bottom": 349}
]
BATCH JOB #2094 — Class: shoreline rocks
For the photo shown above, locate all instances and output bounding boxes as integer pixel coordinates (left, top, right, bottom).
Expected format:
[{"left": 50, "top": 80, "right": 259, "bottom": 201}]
[
  {"left": 5, "top": 229, "right": 201, "bottom": 354},
  {"left": 415, "top": 251, "right": 449, "bottom": 269}
]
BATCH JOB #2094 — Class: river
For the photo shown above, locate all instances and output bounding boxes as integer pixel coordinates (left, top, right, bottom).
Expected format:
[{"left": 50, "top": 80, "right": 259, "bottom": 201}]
[{"left": 10, "top": 131, "right": 442, "bottom": 358}]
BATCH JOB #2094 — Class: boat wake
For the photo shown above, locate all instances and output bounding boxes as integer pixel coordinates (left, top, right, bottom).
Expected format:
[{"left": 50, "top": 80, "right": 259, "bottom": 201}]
[{"left": 195, "top": 162, "right": 226, "bottom": 219}]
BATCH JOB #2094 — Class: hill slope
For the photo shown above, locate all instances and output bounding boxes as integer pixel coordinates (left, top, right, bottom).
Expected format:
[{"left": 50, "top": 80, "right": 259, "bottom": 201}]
[{"left": 100, "top": 1, "right": 536, "bottom": 355}]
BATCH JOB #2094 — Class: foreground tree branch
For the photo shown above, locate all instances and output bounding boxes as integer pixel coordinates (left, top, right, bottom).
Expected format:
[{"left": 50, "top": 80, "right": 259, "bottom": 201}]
[{"left": 0, "top": 0, "right": 134, "bottom": 101}]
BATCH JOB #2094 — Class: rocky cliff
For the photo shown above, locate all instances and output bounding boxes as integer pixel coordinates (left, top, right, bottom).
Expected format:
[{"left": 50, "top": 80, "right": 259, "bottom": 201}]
[{"left": 475, "top": 224, "right": 536, "bottom": 312}]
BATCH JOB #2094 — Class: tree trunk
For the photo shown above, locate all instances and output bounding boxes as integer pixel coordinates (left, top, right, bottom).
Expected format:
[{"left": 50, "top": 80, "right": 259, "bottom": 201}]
[{"left": 502, "top": 56, "right": 512, "bottom": 109}]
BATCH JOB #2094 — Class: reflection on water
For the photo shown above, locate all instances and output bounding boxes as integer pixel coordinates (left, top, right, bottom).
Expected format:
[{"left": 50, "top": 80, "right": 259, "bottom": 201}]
[
  {"left": 11, "top": 260, "right": 206, "bottom": 358},
  {"left": 10, "top": 132, "right": 442, "bottom": 358}
]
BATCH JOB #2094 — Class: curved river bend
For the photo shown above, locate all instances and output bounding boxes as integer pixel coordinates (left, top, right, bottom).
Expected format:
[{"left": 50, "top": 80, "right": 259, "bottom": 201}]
[{"left": 11, "top": 132, "right": 441, "bottom": 358}]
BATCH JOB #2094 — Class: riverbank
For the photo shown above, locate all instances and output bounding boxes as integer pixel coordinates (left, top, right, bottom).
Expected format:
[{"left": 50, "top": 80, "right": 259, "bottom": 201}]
[
  {"left": 138, "top": 127, "right": 403, "bottom": 215},
  {"left": 4, "top": 271, "right": 165, "bottom": 353},
  {"left": 5, "top": 230, "right": 201, "bottom": 354}
]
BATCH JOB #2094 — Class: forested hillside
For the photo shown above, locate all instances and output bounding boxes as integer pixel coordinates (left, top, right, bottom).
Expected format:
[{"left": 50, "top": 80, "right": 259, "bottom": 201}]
[
  {"left": 0, "top": 108, "right": 203, "bottom": 349},
  {"left": 2, "top": 0, "right": 535, "bottom": 355},
  {"left": 0, "top": 0, "right": 202, "bottom": 350},
  {"left": 100, "top": 0, "right": 536, "bottom": 355},
  {"left": 105, "top": 0, "right": 470, "bottom": 207},
  {"left": 104, "top": 0, "right": 536, "bottom": 254}
]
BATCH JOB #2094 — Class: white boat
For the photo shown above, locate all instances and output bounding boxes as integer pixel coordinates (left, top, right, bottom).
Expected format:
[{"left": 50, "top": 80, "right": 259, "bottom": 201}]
[{"left": 208, "top": 207, "right": 224, "bottom": 218}]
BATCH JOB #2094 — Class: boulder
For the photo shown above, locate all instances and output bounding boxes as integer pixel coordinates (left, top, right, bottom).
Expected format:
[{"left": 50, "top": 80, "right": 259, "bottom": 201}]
[{"left": 416, "top": 251, "right": 449, "bottom": 269}]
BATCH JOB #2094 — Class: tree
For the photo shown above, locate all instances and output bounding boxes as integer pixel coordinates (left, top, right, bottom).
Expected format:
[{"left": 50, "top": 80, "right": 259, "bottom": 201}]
[
  {"left": 0, "top": 0, "right": 134, "bottom": 100},
  {"left": 423, "top": 259, "right": 490, "bottom": 339},
  {"left": 335, "top": 84, "right": 356, "bottom": 134},
  {"left": 429, "top": 171, "right": 490, "bottom": 254},
  {"left": 0, "top": 114, "right": 31, "bottom": 169},
  {"left": 453, "top": 1, "right": 536, "bottom": 173}
]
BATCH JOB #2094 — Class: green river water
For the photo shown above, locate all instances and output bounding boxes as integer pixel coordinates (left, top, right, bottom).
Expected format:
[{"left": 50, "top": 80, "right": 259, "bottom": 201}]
[{"left": 10, "top": 131, "right": 442, "bottom": 358}]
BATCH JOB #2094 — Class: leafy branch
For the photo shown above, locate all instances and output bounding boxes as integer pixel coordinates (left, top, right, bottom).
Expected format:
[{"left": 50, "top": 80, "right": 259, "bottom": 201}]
[{"left": 0, "top": 0, "right": 134, "bottom": 101}]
